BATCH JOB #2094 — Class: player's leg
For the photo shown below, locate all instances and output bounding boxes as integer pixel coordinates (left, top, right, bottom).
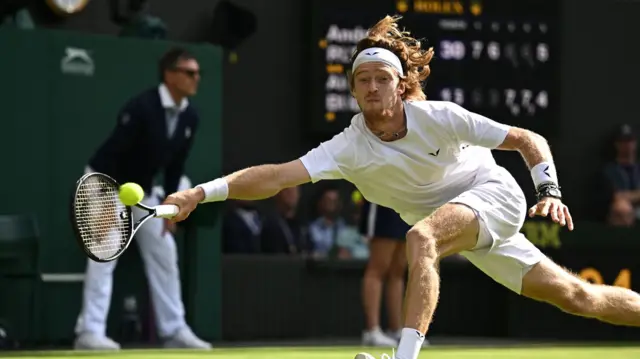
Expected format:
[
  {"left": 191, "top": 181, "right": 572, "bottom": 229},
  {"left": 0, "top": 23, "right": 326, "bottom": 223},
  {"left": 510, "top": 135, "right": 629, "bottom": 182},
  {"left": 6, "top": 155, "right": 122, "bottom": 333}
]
[
  {"left": 74, "top": 258, "right": 120, "bottom": 350},
  {"left": 521, "top": 256, "right": 640, "bottom": 326},
  {"left": 133, "top": 196, "right": 210, "bottom": 349},
  {"left": 362, "top": 237, "right": 403, "bottom": 346},
  {"left": 397, "top": 203, "right": 480, "bottom": 359}
]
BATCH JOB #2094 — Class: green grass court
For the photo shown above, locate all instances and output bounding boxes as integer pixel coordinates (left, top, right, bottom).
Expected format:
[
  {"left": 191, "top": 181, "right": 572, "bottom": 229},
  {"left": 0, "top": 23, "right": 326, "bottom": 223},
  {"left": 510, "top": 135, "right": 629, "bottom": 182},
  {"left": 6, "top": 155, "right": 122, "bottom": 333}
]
[{"left": 4, "top": 346, "right": 640, "bottom": 359}]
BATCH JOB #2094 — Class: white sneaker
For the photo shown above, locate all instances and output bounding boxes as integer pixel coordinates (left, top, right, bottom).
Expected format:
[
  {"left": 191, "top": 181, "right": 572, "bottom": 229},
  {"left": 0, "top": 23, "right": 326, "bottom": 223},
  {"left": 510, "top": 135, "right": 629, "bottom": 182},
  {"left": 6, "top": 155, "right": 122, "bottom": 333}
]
[
  {"left": 354, "top": 353, "right": 377, "bottom": 359},
  {"left": 74, "top": 333, "right": 121, "bottom": 350},
  {"left": 362, "top": 328, "right": 398, "bottom": 347},
  {"left": 163, "top": 327, "right": 211, "bottom": 349},
  {"left": 388, "top": 329, "right": 430, "bottom": 347}
]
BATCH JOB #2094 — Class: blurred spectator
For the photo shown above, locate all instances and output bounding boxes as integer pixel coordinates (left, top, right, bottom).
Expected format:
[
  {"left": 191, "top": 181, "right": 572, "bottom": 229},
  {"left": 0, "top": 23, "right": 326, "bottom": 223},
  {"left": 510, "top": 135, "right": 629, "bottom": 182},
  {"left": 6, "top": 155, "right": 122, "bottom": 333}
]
[
  {"left": 261, "top": 186, "right": 309, "bottom": 255},
  {"left": 308, "top": 185, "right": 348, "bottom": 258},
  {"left": 1, "top": 7, "right": 34, "bottom": 29},
  {"left": 222, "top": 200, "right": 262, "bottom": 253},
  {"left": 608, "top": 197, "right": 635, "bottom": 227},
  {"left": 335, "top": 190, "right": 369, "bottom": 259},
  {"left": 603, "top": 124, "right": 640, "bottom": 219}
]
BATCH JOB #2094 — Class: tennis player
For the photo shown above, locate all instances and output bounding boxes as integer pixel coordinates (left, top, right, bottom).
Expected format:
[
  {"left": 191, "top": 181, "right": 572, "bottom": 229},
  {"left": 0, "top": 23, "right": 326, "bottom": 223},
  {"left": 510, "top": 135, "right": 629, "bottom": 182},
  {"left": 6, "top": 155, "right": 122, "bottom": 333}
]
[{"left": 164, "top": 16, "right": 640, "bottom": 359}]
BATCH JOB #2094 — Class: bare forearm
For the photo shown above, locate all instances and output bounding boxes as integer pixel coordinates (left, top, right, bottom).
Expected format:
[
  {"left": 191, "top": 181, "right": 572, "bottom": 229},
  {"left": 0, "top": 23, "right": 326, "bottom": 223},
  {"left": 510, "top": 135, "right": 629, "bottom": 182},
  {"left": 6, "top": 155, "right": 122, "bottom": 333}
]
[
  {"left": 498, "top": 127, "right": 553, "bottom": 169},
  {"left": 168, "top": 161, "right": 309, "bottom": 219},
  {"left": 194, "top": 160, "right": 311, "bottom": 203},
  {"left": 224, "top": 164, "right": 284, "bottom": 200}
]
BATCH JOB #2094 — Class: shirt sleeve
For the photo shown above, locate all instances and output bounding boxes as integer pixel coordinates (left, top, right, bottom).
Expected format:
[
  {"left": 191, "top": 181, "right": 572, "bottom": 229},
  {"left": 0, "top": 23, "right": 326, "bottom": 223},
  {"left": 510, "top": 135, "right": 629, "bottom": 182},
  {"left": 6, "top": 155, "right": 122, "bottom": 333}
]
[
  {"left": 445, "top": 102, "right": 510, "bottom": 148},
  {"left": 299, "top": 130, "right": 352, "bottom": 183}
]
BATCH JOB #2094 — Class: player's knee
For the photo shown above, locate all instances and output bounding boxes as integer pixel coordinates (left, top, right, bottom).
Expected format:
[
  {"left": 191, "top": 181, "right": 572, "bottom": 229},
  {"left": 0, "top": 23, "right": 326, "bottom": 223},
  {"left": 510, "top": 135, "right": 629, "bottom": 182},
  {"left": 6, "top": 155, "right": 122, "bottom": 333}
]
[{"left": 406, "top": 226, "right": 438, "bottom": 262}]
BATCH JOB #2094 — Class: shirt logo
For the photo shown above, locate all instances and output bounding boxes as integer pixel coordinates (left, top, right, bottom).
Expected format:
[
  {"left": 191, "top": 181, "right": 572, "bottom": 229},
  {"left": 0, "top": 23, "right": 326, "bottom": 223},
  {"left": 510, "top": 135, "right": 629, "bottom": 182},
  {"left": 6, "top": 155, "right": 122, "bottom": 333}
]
[
  {"left": 185, "top": 127, "right": 192, "bottom": 139},
  {"left": 429, "top": 148, "right": 440, "bottom": 157}
]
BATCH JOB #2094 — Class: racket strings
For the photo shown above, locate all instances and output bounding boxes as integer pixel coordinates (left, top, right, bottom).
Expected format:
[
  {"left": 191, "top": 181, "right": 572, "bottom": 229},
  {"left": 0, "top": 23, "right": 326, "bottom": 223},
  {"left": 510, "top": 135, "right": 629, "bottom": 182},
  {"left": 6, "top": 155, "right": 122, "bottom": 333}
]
[{"left": 74, "top": 176, "right": 131, "bottom": 259}]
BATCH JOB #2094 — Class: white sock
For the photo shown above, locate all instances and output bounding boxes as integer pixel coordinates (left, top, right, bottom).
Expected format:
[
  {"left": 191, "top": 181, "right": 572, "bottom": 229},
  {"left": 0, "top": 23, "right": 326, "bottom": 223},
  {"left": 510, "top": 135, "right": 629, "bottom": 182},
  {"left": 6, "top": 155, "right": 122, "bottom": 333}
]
[{"left": 395, "top": 328, "right": 424, "bottom": 359}]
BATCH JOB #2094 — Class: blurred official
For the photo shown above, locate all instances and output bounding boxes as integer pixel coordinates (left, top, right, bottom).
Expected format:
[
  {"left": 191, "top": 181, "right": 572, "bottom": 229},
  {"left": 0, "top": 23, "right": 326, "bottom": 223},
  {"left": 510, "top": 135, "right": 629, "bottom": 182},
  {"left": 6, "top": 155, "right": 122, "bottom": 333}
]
[{"left": 74, "top": 48, "right": 210, "bottom": 350}]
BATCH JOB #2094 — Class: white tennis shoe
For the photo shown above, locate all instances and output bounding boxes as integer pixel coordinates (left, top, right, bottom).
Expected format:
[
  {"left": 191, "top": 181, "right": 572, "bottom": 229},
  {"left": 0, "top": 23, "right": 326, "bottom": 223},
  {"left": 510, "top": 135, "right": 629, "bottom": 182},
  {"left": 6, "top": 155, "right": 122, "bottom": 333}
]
[
  {"left": 74, "top": 333, "right": 120, "bottom": 350},
  {"left": 163, "top": 326, "right": 211, "bottom": 349},
  {"left": 362, "top": 327, "right": 398, "bottom": 347}
]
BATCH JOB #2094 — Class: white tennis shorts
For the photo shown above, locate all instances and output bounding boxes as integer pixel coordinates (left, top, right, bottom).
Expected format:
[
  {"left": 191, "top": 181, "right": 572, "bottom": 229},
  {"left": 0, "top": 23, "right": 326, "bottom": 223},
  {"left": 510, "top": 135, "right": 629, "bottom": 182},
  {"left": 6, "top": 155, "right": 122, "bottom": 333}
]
[{"left": 449, "top": 167, "right": 545, "bottom": 294}]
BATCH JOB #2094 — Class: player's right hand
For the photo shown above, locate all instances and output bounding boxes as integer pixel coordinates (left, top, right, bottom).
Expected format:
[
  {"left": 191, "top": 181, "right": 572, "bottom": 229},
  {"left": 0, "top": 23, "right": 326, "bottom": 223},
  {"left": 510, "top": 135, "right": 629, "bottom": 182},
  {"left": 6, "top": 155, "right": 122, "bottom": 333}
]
[{"left": 163, "top": 188, "right": 204, "bottom": 222}]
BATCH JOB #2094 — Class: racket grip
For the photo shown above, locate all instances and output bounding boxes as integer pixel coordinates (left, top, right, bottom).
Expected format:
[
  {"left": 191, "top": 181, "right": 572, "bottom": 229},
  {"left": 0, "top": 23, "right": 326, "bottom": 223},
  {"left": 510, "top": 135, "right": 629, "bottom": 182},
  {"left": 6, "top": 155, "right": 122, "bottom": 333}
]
[{"left": 155, "top": 204, "right": 180, "bottom": 218}]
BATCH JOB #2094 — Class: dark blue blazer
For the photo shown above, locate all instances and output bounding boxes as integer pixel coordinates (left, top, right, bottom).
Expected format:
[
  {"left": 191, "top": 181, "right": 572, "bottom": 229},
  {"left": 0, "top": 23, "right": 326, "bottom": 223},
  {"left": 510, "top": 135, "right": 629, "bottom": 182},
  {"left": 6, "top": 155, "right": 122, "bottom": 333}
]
[{"left": 89, "top": 87, "right": 199, "bottom": 196}]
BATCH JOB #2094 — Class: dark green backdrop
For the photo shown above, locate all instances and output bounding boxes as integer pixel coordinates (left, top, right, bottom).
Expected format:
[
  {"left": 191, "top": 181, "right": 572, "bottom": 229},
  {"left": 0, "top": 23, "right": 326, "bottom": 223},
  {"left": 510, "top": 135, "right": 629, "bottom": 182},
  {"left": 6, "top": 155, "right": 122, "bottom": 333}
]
[{"left": 0, "top": 28, "right": 223, "bottom": 344}]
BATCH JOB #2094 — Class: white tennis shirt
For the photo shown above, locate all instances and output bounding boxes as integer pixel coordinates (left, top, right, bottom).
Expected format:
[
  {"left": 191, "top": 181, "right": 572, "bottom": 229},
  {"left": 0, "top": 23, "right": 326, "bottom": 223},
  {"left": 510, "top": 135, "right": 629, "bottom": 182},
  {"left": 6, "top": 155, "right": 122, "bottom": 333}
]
[{"left": 299, "top": 101, "right": 512, "bottom": 225}]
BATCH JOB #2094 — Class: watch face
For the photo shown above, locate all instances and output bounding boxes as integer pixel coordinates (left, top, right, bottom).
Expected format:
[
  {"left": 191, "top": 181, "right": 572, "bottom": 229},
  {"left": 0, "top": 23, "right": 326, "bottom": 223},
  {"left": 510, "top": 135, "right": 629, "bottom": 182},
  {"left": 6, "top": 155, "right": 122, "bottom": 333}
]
[
  {"left": 538, "top": 186, "right": 561, "bottom": 200},
  {"left": 548, "top": 188, "right": 561, "bottom": 197}
]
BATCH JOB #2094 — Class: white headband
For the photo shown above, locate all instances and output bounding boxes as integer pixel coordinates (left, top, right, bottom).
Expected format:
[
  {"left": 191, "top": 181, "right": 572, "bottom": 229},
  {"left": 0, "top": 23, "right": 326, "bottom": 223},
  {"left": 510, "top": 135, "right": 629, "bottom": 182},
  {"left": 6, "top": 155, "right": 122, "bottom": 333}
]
[{"left": 352, "top": 47, "right": 404, "bottom": 76}]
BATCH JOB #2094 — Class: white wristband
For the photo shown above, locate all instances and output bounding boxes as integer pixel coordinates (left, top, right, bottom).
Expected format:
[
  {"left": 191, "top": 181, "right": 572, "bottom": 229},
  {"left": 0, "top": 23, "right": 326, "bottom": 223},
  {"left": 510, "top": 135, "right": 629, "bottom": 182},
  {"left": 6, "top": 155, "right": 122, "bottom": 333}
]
[
  {"left": 531, "top": 162, "right": 558, "bottom": 188},
  {"left": 196, "top": 178, "right": 229, "bottom": 203}
]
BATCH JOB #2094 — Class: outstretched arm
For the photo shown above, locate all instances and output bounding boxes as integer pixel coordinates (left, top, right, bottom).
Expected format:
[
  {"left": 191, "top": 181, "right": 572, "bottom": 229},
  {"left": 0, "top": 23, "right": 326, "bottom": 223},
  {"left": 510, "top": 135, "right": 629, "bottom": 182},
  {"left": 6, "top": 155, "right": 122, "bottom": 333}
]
[
  {"left": 165, "top": 128, "right": 351, "bottom": 222},
  {"left": 165, "top": 160, "right": 310, "bottom": 222},
  {"left": 201, "top": 160, "right": 310, "bottom": 201}
]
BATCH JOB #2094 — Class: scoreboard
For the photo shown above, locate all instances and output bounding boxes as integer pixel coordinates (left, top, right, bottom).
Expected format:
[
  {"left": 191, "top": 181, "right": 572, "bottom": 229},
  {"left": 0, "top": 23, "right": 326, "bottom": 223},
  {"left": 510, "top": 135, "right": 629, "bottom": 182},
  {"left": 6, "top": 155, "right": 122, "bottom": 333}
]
[{"left": 306, "top": 0, "right": 561, "bottom": 139}]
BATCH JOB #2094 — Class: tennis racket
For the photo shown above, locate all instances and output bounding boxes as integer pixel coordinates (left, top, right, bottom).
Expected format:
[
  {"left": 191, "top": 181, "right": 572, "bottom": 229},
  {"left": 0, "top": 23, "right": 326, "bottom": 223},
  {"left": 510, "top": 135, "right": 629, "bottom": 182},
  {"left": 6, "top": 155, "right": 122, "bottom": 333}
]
[{"left": 70, "top": 172, "right": 179, "bottom": 262}]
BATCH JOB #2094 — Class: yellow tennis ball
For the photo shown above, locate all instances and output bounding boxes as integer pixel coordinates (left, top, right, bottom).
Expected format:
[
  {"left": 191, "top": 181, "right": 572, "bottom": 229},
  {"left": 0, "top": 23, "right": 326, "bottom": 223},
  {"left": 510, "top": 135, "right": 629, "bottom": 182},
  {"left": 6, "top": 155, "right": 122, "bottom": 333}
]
[
  {"left": 351, "top": 190, "right": 363, "bottom": 204},
  {"left": 119, "top": 183, "right": 144, "bottom": 206}
]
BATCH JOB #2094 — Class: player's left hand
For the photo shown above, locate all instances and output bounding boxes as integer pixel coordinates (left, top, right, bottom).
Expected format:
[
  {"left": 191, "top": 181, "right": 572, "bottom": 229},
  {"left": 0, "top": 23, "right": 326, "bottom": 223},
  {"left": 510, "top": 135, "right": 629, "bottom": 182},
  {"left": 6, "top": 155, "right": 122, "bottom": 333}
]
[{"left": 528, "top": 197, "right": 574, "bottom": 231}]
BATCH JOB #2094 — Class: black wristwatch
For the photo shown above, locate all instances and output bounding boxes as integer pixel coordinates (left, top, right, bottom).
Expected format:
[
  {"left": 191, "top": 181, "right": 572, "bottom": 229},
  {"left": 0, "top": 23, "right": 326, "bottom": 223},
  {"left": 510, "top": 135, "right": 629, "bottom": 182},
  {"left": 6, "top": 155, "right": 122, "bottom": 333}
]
[{"left": 536, "top": 182, "right": 562, "bottom": 202}]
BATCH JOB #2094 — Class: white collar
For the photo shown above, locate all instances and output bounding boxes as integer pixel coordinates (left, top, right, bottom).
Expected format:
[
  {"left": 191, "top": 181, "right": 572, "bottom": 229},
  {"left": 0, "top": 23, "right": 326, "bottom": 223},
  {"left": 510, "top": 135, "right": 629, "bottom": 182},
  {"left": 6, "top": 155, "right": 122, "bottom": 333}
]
[{"left": 158, "top": 84, "right": 189, "bottom": 111}]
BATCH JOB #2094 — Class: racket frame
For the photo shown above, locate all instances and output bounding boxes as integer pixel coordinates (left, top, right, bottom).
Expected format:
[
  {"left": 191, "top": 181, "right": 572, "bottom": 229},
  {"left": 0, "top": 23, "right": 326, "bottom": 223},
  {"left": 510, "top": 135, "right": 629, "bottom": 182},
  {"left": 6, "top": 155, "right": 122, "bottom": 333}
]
[{"left": 70, "top": 172, "right": 173, "bottom": 263}]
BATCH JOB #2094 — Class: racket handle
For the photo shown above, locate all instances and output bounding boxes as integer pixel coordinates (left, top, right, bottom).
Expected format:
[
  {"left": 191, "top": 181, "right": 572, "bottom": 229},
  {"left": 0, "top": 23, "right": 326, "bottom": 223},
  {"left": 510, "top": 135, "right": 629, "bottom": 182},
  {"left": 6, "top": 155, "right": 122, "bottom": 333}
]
[{"left": 154, "top": 204, "right": 180, "bottom": 218}]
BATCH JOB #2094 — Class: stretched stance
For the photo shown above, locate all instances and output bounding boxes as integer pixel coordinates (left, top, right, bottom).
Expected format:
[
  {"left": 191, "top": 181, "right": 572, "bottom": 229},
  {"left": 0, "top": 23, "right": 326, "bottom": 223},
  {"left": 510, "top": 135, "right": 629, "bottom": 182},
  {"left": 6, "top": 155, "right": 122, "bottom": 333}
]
[{"left": 164, "top": 16, "right": 640, "bottom": 359}]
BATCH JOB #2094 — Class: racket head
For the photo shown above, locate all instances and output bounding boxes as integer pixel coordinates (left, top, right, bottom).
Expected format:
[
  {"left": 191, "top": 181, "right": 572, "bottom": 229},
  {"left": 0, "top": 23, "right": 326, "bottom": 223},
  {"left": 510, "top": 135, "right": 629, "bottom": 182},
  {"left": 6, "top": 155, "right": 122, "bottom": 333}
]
[{"left": 70, "top": 172, "right": 134, "bottom": 262}]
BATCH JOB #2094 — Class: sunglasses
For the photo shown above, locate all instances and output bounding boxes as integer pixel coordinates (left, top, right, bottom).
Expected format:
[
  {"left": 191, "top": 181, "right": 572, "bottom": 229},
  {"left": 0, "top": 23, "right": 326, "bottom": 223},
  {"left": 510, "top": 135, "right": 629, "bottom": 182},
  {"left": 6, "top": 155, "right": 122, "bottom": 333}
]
[{"left": 172, "top": 67, "right": 202, "bottom": 78}]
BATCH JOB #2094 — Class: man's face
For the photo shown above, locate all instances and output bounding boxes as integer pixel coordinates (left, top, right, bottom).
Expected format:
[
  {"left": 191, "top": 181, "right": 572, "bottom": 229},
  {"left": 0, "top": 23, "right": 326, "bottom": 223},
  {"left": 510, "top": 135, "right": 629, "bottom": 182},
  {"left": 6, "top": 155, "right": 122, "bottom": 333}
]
[
  {"left": 277, "top": 186, "right": 300, "bottom": 211},
  {"left": 165, "top": 58, "right": 201, "bottom": 97},
  {"left": 319, "top": 190, "right": 340, "bottom": 218},
  {"left": 615, "top": 138, "right": 637, "bottom": 158},
  {"left": 351, "top": 62, "right": 405, "bottom": 116}
]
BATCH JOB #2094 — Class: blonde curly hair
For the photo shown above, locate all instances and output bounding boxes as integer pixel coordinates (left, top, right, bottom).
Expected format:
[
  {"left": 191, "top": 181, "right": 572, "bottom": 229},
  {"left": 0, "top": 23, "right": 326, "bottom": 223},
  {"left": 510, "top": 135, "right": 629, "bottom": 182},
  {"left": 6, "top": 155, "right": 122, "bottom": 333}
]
[{"left": 350, "top": 15, "right": 434, "bottom": 101}]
